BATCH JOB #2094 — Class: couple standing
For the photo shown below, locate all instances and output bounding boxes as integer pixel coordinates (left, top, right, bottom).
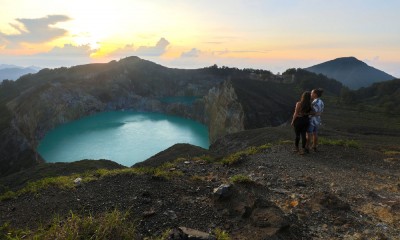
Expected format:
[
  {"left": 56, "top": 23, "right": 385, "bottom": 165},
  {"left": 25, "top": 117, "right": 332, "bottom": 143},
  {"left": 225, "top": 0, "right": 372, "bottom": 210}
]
[{"left": 291, "top": 88, "right": 324, "bottom": 155}]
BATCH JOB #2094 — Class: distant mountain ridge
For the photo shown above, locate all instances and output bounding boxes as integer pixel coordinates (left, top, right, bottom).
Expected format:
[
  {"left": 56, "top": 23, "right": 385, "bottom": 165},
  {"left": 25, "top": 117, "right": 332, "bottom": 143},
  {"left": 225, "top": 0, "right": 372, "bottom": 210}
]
[
  {"left": 305, "top": 57, "right": 395, "bottom": 89},
  {"left": 0, "top": 65, "right": 40, "bottom": 81}
]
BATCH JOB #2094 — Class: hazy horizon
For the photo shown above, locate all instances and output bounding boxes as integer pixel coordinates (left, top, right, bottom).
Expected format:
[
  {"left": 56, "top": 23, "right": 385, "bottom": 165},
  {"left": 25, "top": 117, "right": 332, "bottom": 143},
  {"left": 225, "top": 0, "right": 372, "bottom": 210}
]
[{"left": 1, "top": 0, "right": 399, "bottom": 77}]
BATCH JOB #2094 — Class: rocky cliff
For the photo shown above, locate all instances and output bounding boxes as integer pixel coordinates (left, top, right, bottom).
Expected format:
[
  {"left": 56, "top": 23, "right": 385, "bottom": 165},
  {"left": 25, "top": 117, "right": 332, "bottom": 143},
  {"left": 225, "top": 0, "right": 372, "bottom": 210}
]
[{"left": 205, "top": 80, "right": 245, "bottom": 143}]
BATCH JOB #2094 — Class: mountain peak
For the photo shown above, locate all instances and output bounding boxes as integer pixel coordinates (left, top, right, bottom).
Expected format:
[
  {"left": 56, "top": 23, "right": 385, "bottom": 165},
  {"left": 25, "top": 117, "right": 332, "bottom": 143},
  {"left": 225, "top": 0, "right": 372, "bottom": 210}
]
[
  {"left": 305, "top": 57, "right": 395, "bottom": 89},
  {"left": 320, "top": 57, "right": 366, "bottom": 66}
]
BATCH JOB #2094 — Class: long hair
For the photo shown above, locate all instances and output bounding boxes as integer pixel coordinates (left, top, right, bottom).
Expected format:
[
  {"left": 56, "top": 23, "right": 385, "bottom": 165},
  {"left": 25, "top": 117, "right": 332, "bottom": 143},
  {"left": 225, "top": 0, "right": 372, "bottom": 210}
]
[{"left": 300, "top": 91, "right": 311, "bottom": 114}]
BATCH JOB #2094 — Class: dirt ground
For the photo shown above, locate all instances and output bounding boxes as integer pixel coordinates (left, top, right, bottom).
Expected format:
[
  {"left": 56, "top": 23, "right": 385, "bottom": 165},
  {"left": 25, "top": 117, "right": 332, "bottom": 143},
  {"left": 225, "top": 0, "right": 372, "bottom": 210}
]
[{"left": 1, "top": 137, "right": 399, "bottom": 239}]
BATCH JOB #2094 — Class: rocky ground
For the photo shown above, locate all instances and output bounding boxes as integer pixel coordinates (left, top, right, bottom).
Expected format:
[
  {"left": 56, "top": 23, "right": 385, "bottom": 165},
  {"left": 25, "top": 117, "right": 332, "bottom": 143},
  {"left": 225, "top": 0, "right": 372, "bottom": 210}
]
[{"left": 0, "top": 127, "right": 399, "bottom": 239}]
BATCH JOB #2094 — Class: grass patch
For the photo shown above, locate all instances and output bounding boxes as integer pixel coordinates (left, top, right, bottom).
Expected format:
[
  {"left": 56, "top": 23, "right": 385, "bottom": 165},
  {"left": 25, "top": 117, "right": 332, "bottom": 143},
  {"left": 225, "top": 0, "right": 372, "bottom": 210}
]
[
  {"left": 319, "top": 137, "right": 361, "bottom": 148},
  {"left": 383, "top": 150, "right": 400, "bottom": 156},
  {"left": 278, "top": 140, "right": 293, "bottom": 145},
  {"left": 0, "top": 222, "right": 30, "bottom": 240},
  {"left": 230, "top": 174, "right": 254, "bottom": 184},
  {"left": 1, "top": 209, "right": 136, "bottom": 240},
  {"left": 214, "top": 228, "right": 231, "bottom": 240},
  {"left": 92, "top": 168, "right": 137, "bottom": 178},
  {"left": 92, "top": 163, "right": 184, "bottom": 180},
  {"left": 0, "top": 175, "right": 80, "bottom": 201},
  {"left": 221, "top": 144, "right": 271, "bottom": 166},
  {"left": 190, "top": 175, "right": 204, "bottom": 181},
  {"left": 192, "top": 155, "right": 215, "bottom": 163},
  {"left": 132, "top": 162, "right": 184, "bottom": 180},
  {"left": 0, "top": 163, "right": 184, "bottom": 201}
]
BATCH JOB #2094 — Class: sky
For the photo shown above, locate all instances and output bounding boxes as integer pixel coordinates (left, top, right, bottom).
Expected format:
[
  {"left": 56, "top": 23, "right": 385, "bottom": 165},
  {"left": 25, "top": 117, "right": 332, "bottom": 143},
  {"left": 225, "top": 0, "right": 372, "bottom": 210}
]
[{"left": 0, "top": 0, "right": 399, "bottom": 76}]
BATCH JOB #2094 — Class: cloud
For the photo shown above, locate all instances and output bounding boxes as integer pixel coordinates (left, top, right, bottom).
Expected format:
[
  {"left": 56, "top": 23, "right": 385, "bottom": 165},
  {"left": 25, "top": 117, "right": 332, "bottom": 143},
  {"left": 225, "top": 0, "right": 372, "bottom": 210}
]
[
  {"left": 180, "top": 48, "right": 201, "bottom": 58},
  {"left": 31, "top": 44, "right": 94, "bottom": 67},
  {"left": 0, "top": 44, "right": 94, "bottom": 68},
  {"left": 364, "top": 56, "right": 380, "bottom": 63},
  {"left": 212, "top": 49, "right": 271, "bottom": 56},
  {"left": 134, "top": 37, "right": 170, "bottom": 56},
  {"left": 0, "top": 15, "right": 71, "bottom": 47},
  {"left": 106, "top": 38, "right": 170, "bottom": 58},
  {"left": 106, "top": 44, "right": 136, "bottom": 58},
  {"left": 203, "top": 41, "right": 224, "bottom": 45},
  {"left": 38, "top": 44, "right": 94, "bottom": 58}
]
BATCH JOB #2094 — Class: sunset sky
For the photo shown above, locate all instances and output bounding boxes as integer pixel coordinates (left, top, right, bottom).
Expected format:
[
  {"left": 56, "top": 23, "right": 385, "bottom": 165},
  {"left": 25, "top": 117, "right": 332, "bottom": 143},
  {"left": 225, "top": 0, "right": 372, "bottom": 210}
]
[{"left": 1, "top": 0, "right": 399, "bottom": 76}]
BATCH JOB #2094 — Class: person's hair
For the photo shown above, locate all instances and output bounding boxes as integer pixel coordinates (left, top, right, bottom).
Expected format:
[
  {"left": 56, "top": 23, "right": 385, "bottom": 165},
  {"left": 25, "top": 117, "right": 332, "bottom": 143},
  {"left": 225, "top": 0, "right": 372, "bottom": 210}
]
[
  {"left": 313, "top": 88, "right": 324, "bottom": 97},
  {"left": 300, "top": 91, "right": 311, "bottom": 114}
]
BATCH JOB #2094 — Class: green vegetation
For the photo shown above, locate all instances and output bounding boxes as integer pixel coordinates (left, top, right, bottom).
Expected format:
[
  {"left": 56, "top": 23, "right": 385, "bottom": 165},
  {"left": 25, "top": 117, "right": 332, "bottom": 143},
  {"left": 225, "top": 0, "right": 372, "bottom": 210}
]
[
  {"left": 0, "top": 222, "right": 30, "bottom": 240},
  {"left": 283, "top": 68, "right": 344, "bottom": 95},
  {"left": 322, "top": 103, "right": 400, "bottom": 147},
  {"left": 204, "top": 64, "right": 273, "bottom": 80},
  {"left": 230, "top": 174, "right": 254, "bottom": 184},
  {"left": 1, "top": 209, "right": 136, "bottom": 240},
  {"left": 214, "top": 228, "right": 231, "bottom": 240},
  {"left": 133, "top": 165, "right": 184, "bottom": 180},
  {"left": 278, "top": 140, "right": 293, "bottom": 145},
  {"left": 190, "top": 175, "right": 204, "bottom": 181},
  {"left": 339, "top": 78, "right": 400, "bottom": 115},
  {"left": 319, "top": 137, "right": 360, "bottom": 148},
  {"left": 383, "top": 150, "right": 400, "bottom": 156},
  {"left": 0, "top": 175, "right": 80, "bottom": 201},
  {"left": 221, "top": 144, "right": 271, "bottom": 165},
  {"left": 0, "top": 163, "right": 184, "bottom": 201},
  {"left": 192, "top": 155, "right": 215, "bottom": 163}
]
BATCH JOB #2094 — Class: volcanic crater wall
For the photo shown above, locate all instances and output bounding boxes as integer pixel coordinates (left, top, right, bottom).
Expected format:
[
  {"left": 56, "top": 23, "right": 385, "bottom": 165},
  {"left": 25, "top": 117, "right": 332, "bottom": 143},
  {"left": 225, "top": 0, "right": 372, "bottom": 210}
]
[{"left": 0, "top": 58, "right": 296, "bottom": 177}]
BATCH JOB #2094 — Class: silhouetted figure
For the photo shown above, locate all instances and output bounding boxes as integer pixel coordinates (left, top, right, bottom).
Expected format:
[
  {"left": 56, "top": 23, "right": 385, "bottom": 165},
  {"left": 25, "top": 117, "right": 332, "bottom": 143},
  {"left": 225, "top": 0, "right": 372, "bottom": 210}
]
[{"left": 291, "top": 91, "right": 312, "bottom": 154}]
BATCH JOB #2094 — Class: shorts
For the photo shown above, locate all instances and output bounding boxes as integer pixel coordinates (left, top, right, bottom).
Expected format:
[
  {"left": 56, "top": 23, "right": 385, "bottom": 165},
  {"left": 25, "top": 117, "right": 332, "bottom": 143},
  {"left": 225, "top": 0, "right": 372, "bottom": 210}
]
[{"left": 307, "top": 124, "right": 318, "bottom": 133}]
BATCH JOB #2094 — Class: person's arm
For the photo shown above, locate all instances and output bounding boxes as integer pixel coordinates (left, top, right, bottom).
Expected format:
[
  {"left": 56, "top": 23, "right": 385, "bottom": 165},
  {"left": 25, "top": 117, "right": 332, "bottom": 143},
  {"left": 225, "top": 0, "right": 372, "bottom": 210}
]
[{"left": 291, "top": 102, "right": 300, "bottom": 126}]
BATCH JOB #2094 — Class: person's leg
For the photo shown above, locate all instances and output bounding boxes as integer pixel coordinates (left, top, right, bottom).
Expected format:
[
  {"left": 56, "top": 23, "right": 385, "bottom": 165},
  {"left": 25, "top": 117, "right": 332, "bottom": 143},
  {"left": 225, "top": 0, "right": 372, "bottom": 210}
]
[
  {"left": 301, "top": 129, "right": 308, "bottom": 150},
  {"left": 312, "top": 129, "right": 318, "bottom": 151},
  {"left": 306, "top": 124, "right": 313, "bottom": 150},
  {"left": 294, "top": 127, "right": 300, "bottom": 151},
  {"left": 296, "top": 118, "right": 308, "bottom": 154}
]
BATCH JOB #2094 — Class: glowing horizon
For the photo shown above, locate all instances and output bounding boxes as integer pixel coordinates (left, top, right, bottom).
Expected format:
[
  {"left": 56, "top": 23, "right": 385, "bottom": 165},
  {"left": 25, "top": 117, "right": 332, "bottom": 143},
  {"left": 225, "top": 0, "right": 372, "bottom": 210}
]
[{"left": 0, "top": 0, "right": 399, "bottom": 76}]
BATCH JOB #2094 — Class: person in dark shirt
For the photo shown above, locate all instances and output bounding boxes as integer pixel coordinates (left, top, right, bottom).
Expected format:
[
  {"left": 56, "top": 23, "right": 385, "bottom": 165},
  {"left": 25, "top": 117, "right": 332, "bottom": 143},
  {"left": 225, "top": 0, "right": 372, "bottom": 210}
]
[{"left": 291, "top": 91, "right": 312, "bottom": 155}]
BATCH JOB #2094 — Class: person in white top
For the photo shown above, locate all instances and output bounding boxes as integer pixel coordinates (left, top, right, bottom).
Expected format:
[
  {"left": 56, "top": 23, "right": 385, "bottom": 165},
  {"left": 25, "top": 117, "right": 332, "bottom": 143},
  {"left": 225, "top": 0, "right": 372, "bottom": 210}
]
[{"left": 307, "top": 88, "right": 324, "bottom": 152}]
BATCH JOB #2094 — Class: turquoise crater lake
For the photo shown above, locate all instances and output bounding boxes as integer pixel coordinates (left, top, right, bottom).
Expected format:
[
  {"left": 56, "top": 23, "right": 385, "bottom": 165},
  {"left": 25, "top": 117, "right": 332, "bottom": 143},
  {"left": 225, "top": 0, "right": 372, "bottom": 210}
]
[{"left": 37, "top": 111, "right": 209, "bottom": 166}]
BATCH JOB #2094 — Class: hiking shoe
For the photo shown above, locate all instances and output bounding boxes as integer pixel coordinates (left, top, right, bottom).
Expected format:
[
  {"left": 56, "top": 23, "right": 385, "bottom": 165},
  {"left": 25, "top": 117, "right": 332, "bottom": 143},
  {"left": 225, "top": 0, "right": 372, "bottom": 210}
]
[
  {"left": 313, "top": 147, "right": 318, "bottom": 152},
  {"left": 293, "top": 147, "right": 299, "bottom": 152},
  {"left": 304, "top": 148, "right": 310, "bottom": 154}
]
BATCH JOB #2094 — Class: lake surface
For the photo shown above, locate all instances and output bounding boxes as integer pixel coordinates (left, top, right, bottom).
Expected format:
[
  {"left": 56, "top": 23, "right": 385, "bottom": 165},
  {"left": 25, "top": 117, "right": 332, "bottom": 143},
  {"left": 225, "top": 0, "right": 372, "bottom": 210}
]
[{"left": 37, "top": 111, "right": 209, "bottom": 166}]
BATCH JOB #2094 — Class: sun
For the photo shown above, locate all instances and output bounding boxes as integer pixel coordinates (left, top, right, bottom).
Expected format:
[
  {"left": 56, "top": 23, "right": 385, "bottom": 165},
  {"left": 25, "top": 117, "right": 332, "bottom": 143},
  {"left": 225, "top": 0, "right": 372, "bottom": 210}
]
[
  {"left": 61, "top": 1, "right": 130, "bottom": 50},
  {"left": 60, "top": 1, "right": 167, "bottom": 55}
]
